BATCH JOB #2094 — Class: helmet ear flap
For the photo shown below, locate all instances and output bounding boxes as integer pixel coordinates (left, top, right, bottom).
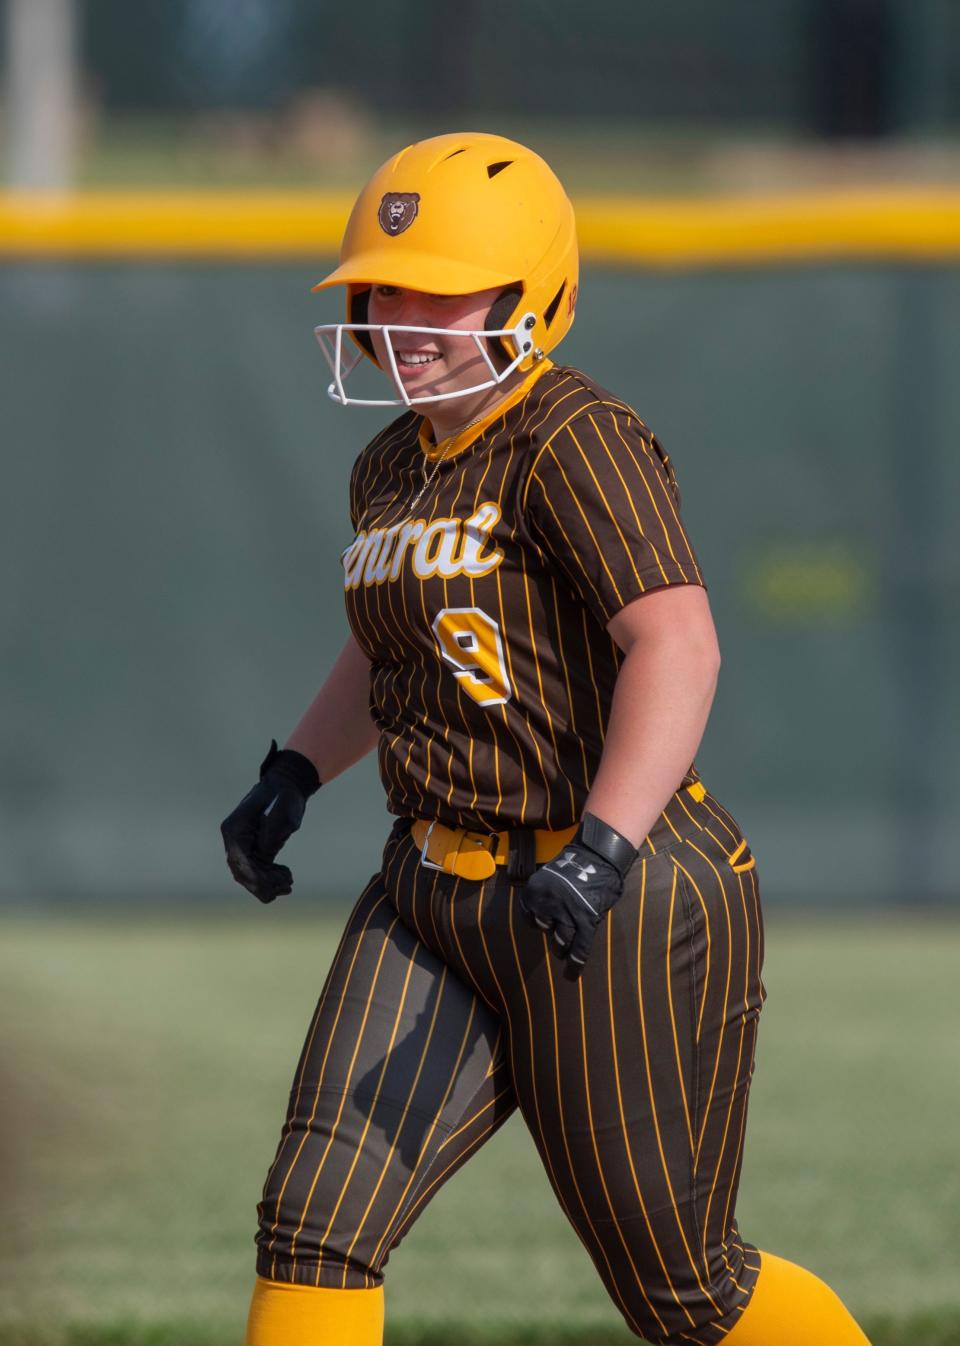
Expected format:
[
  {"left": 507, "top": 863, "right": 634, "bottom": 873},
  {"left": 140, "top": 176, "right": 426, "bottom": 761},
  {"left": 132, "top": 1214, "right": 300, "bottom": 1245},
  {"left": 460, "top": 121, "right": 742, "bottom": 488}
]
[
  {"left": 348, "top": 286, "right": 378, "bottom": 362},
  {"left": 485, "top": 286, "right": 524, "bottom": 366}
]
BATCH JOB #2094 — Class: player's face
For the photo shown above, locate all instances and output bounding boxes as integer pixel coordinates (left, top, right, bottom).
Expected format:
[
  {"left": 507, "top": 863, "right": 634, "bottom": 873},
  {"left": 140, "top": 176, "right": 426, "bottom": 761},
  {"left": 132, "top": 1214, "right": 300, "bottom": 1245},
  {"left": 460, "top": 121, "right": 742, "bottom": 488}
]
[{"left": 366, "top": 284, "right": 512, "bottom": 403}]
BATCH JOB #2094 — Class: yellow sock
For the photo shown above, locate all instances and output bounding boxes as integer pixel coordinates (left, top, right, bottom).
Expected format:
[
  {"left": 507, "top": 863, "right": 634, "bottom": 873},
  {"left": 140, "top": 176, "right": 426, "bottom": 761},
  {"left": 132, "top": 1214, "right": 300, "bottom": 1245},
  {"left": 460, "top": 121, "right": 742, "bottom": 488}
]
[
  {"left": 722, "top": 1250, "right": 870, "bottom": 1344},
  {"left": 244, "top": 1274, "right": 384, "bottom": 1346}
]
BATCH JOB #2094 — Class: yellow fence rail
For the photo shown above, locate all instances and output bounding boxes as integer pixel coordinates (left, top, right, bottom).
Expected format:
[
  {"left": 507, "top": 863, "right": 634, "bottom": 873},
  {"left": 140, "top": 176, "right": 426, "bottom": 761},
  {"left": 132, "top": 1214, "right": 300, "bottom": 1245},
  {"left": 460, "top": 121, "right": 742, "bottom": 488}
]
[{"left": 1, "top": 189, "right": 959, "bottom": 265}]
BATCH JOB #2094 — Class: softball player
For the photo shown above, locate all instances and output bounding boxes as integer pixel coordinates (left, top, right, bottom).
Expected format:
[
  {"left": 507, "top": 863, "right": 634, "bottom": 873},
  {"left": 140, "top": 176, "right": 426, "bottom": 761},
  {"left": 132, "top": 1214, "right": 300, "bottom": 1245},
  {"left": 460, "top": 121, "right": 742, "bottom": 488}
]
[{"left": 221, "top": 133, "right": 871, "bottom": 1346}]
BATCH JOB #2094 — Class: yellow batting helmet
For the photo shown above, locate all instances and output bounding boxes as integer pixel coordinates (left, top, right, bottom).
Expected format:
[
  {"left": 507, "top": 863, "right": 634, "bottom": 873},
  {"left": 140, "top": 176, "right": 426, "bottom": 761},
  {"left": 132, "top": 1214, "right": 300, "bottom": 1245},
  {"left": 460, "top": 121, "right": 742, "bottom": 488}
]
[{"left": 313, "top": 131, "right": 579, "bottom": 375}]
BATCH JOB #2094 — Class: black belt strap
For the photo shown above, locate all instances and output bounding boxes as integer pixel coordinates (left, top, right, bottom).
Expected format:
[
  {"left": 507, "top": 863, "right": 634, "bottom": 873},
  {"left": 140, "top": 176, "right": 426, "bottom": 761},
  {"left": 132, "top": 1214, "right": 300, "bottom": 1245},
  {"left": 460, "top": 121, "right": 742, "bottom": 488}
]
[{"left": 507, "top": 828, "right": 538, "bottom": 884}]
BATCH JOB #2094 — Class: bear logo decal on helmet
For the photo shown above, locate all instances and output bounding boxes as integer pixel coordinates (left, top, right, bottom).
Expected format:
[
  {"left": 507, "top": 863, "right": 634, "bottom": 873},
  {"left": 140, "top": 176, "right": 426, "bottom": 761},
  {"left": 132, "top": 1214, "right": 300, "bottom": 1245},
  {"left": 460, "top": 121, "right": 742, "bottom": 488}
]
[{"left": 378, "top": 192, "right": 421, "bottom": 236}]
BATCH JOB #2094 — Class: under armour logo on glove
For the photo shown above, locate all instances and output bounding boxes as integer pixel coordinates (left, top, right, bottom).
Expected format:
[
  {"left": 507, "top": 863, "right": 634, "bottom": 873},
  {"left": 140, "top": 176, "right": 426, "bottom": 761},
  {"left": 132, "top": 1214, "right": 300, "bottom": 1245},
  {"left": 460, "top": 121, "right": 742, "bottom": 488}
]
[
  {"left": 554, "top": 851, "right": 598, "bottom": 883},
  {"left": 519, "top": 813, "right": 637, "bottom": 977}
]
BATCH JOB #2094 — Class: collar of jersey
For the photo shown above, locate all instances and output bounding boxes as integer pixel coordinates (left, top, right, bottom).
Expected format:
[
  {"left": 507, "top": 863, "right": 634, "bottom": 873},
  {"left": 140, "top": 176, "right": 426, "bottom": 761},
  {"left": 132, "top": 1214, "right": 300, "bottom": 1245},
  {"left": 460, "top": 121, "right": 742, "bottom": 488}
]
[{"left": 418, "top": 358, "right": 554, "bottom": 464}]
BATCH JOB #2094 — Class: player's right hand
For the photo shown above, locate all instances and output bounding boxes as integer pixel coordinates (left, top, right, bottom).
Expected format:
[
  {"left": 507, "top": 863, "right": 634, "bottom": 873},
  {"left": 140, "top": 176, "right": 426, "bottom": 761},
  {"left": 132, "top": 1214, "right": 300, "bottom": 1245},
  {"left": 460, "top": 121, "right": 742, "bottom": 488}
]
[{"left": 220, "top": 740, "right": 321, "bottom": 903}]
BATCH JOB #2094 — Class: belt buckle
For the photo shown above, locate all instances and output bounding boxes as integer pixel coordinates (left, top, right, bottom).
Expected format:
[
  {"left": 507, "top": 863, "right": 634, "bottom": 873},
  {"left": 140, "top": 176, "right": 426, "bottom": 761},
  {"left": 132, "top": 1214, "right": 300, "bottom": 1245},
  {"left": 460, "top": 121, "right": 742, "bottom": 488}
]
[
  {"left": 418, "top": 820, "right": 499, "bottom": 880},
  {"left": 418, "top": 820, "right": 446, "bottom": 872}
]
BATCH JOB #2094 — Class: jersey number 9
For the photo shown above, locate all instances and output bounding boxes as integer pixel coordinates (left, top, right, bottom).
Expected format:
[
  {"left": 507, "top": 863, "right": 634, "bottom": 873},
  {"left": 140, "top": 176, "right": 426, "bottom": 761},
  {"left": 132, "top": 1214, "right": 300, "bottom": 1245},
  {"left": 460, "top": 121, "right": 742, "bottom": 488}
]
[{"left": 432, "top": 607, "right": 512, "bottom": 708}]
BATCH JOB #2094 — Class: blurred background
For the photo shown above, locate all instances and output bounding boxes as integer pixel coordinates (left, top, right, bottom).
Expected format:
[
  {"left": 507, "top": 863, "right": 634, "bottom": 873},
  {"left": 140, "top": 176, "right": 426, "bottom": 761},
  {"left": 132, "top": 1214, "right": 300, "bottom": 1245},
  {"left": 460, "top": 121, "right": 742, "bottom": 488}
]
[{"left": 1, "top": 2, "right": 959, "bottom": 1344}]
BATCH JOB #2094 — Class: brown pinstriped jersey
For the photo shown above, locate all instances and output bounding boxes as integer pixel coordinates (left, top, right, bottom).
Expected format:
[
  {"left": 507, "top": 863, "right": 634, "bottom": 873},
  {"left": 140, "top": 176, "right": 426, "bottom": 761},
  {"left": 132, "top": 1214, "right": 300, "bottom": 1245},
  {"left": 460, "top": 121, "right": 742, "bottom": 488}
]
[{"left": 341, "top": 361, "right": 706, "bottom": 832}]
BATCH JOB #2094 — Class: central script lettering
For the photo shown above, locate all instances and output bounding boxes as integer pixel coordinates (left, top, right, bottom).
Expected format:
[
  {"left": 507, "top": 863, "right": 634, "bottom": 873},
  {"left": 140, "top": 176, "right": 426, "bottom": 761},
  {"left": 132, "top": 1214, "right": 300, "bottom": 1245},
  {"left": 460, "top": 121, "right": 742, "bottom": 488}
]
[{"left": 342, "top": 502, "right": 504, "bottom": 590}]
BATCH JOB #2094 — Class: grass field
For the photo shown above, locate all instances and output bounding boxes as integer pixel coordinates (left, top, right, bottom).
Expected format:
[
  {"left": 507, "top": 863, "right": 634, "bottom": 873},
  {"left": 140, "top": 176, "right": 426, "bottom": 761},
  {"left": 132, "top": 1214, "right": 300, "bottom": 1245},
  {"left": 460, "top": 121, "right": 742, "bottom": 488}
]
[{"left": 1, "top": 910, "right": 958, "bottom": 1346}]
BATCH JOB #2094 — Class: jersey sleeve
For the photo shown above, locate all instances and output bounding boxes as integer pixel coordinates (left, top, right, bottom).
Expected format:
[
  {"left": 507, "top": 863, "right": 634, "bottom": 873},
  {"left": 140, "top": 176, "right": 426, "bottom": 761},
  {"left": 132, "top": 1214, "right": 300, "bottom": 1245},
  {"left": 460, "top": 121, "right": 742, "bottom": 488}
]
[{"left": 522, "top": 407, "right": 705, "bottom": 625}]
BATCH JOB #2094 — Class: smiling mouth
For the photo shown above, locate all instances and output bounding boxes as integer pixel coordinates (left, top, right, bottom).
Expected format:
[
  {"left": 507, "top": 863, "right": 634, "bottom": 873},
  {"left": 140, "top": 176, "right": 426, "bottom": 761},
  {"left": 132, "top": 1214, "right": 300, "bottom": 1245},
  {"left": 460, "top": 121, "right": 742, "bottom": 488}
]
[{"left": 395, "top": 349, "right": 442, "bottom": 369}]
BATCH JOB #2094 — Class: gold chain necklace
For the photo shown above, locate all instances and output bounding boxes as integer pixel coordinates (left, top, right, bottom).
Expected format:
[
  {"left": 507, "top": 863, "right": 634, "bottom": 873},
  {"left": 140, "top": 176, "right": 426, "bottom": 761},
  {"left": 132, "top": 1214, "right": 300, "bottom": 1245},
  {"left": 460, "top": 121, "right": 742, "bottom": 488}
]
[
  {"left": 405, "top": 409, "right": 488, "bottom": 515},
  {"left": 406, "top": 451, "right": 448, "bottom": 515}
]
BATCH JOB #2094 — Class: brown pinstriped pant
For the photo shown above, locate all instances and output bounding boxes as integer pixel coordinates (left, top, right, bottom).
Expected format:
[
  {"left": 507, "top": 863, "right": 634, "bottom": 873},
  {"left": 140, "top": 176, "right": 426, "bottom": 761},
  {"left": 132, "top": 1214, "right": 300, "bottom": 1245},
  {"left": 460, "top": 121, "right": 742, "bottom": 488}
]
[{"left": 254, "top": 785, "right": 766, "bottom": 1345}]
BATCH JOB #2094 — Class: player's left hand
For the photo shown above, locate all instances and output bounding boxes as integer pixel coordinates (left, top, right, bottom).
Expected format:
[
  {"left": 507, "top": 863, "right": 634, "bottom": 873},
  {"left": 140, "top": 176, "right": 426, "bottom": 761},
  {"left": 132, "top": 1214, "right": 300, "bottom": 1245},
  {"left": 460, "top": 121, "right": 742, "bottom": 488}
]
[{"left": 519, "top": 813, "right": 638, "bottom": 977}]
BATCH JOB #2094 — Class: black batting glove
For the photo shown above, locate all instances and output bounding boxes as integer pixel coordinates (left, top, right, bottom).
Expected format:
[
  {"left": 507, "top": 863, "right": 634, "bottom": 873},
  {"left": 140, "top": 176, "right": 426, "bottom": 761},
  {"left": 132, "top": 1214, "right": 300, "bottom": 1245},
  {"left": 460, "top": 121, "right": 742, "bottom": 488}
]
[
  {"left": 519, "top": 813, "right": 637, "bottom": 977},
  {"left": 220, "top": 740, "right": 321, "bottom": 903}
]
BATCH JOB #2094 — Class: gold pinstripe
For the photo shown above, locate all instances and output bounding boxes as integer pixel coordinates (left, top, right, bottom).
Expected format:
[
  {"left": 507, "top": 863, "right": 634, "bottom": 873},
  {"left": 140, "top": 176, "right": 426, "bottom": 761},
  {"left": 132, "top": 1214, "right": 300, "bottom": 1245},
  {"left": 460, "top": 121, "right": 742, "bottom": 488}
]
[
  {"left": 445, "top": 874, "right": 497, "bottom": 1013},
  {"left": 515, "top": 380, "right": 589, "bottom": 463},
  {"left": 385, "top": 1113, "right": 504, "bottom": 1240},
  {"left": 493, "top": 537, "right": 532, "bottom": 824},
  {"left": 537, "top": 443, "right": 627, "bottom": 609},
  {"left": 376, "top": 1040, "right": 508, "bottom": 1260},
  {"left": 575, "top": 972, "right": 668, "bottom": 1337},
  {"left": 287, "top": 913, "right": 401, "bottom": 1275},
  {"left": 413, "top": 483, "right": 453, "bottom": 800},
  {"left": 404, "top": 849, "right": 436, "bottom": 951},
  {"left": 359, "top": 963, "right": 455, "bottom": 1274},
  {"left": 660, "top": 804, "right": 686, "bottom": 846},
  {"left": 502, "top": 886, "right": 611, "bottom": 1264},
  {"left": 360, "top": 581, "right": 401, "bottom": 807},
  {"left": 497, "top": 414, "right": 558, "bottom": 824},
  {"left": 608, "top": 413, "right": 704, "bottom": 584},
  {"left": 279, "top": 876, "right": 381, "bottom": 1149},
  {"left": 381, "top": 494, "right": 439, "bottom": 799},
  {"left": 440, "top": 456, "right": 473, "bottom": 809},
  {"left": 353, "top": 426, "right": 435, "bottom": 819},
  {"left": 635, "top": 859, "right": 725, "bottom": 1318},
  {"left": 460, "top": 440, "right": 501, "bottom": 812},
  {"left": 587, "top": 411, "right": 676, "bottom": 589},
  {"left": 568, "top": 422, "right": 648, "bottom": 592},
  {"left": 752, "top": 870, "right": 764, "bottom": 1004},
  {"left": 424, "top": 862, "right": 450, "bottom": 959},
  {"left": 665, "top": 868, "right": 697, "bottom": 1156},
  {"left": 439, "top": 1084, "right": 512, "bottom": 1148},
  {"left": 472, "top": 880, "right": 606, "bottom": 1294},
  {"left": 681, "top": 843, "right": 738, "bottom": 1163},
  {"left": 693, "top": 869, "right": 750, "bottom": 1300},
  {"left": 483, "top": 1024, "right": 505, "bottom": 1080},
  {"left": 702, "top": 865, "right": 757, "bottom": 1299},
  {"left": 385, "top": 581, "right": 428, "bottom": 812},
  {"left": 548, "top": 572, "right": 591, "bottom": 788},
  {"left": 518, "top": 388, "right": 623, "bottom": 512},
  {"left": 702, "top": 823, "right": 736, "bottom": 855},
  {"left": 354, "top": 420, "right": 416, "bottom": 530},
  {"left": 316, "top": 947, "right": 422, "bottom": 1280},
  {"left": 537, "top": 908, "right": 647, "bottom": 1336},
  {"left": 721, "top": 1091, "right": 752, "bottom": 1263},
  {"left": 389, "top": 566, "right": 430, "bottom": 815},
  {"left": 518, "top": 543, "right": 564, "bottom": 820},
  {"left": 366, "top": 1012, "right": 487, "bottom": 1254},
  {"left": 473, "top": 884, "right": 519, "bottom": 1059},
  {"left": 603, "top": 914, "right": 699, "bottom": 1332},
  {"left": 264, "top": 888, "right": 394, "bottom": 1275},
  {"left": 673, "top": 855, "right": 713, "bottom": 1043},
  {"left": 527, "top": 469, "right": 613, "bottom": 616},
  {"left": 360, "top": 866, "right": 517, "bottom": 1254},
  {"left": 472, "top": 438, "right": 513, "bottom": 814},
  {"left": 578, "top": 605, "right": 607, "bottom": 748}
]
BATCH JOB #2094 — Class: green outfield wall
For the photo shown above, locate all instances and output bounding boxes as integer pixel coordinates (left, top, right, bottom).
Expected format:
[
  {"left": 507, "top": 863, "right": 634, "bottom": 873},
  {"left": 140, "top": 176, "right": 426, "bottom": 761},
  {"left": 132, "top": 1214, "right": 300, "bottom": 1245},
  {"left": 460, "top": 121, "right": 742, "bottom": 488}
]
[{"left": 2, "top": 260, "right": 957, "bottom": 905}]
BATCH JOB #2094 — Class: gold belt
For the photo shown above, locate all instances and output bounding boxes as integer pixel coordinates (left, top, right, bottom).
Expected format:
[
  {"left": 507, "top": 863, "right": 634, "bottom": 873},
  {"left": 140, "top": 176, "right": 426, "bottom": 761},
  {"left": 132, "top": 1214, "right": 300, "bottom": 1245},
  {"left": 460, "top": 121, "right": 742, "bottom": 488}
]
[
  {"left": 410, "top": 780, "right": 707, "bottom": 882},
  {"left": 410, "top": 818, "right": 577, "bottom": 882}
]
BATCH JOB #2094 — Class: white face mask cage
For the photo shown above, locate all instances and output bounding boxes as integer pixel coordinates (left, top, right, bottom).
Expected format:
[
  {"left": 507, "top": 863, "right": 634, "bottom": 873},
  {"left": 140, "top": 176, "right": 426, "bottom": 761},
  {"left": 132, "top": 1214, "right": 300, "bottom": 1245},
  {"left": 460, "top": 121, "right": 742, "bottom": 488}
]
[{"left": 313, "top": 311, "right": 539, "bottom": 408}]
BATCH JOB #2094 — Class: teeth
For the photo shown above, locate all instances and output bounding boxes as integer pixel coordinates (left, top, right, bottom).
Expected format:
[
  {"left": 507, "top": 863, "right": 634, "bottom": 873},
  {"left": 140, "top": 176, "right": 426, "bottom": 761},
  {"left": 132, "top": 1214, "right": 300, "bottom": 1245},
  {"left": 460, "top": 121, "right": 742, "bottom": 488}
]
[{"left": 397, "top": 351, "right": 440, "bottom": 366}]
